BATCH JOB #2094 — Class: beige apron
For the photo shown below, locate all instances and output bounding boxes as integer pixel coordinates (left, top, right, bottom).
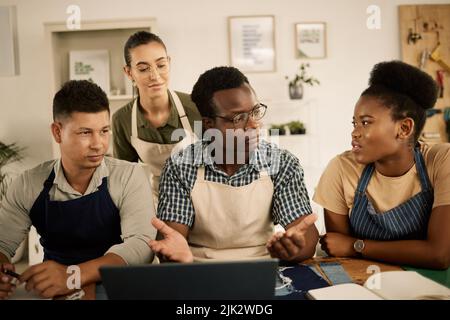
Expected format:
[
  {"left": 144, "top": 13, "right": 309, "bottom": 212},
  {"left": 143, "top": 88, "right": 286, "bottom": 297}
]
[
  {"left": 130, "top": 90, "right": 195, "bottom": 209},
  {"left": 189, "top": 166, "right": 274, "bottom": 261}
]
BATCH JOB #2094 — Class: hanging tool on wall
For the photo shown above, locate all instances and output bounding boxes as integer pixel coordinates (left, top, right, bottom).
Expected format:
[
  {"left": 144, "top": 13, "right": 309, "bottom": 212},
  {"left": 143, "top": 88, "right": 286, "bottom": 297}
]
[
  {"left": 430, "top": 44, "right": 450, "bottom": 73},
  {"left": 407, "top": 12, "right": 422, "bottom": 45},
  {"left": 436, "top": 70, "right": 445, "bottom": 98},
  {"left": 425, "top": 107, "right": 450, "bottom": 142},
  {"left": 419, "top": 49, "right": 430, "bottom": 69},
  {"left": 407, "top": 26, "right": 422, "bottom": 44}
]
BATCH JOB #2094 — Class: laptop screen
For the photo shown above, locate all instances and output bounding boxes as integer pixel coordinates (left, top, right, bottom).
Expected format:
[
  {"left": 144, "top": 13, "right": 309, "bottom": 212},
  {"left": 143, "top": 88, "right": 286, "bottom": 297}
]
[{"left": 100, "top": 259, "right": 278, "bottom": 300}]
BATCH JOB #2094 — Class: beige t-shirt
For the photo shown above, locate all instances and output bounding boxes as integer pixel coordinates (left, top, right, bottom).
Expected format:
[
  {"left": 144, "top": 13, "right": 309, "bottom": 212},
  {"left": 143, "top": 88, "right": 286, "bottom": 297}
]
[{"left": 313, "top": 143, "right": 450, "bottom": 216}]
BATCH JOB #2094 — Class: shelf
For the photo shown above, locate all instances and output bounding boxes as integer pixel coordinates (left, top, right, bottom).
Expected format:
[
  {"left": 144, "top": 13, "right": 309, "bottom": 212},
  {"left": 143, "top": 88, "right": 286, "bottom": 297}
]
[
  {"left": 108, "top": 94, "right": 133, "bottom": 101},
  {"left": 45, "top": 18, "right": 157, "bottom": 159}
]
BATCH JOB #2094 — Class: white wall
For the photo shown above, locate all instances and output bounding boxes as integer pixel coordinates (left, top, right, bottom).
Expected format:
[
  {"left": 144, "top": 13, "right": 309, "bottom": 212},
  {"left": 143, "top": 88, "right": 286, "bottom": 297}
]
[{"left": 1, "top": 0, "right": 449, "bottom": 171}]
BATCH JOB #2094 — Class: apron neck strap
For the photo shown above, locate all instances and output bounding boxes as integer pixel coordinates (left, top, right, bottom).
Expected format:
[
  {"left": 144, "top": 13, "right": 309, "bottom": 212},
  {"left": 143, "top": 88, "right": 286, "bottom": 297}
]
[
  {"left": 131, "top": 91, "right": 194, "bottom": 138},
  {"left": 413, "top": 146, "right": 432, "bottom": 190},
  {"left": 355, "top": 147, "right": 431, "bottom": 194},
  {"left": 169, "top": 90, "right": 193, "bottom": 134},
  {"left": 355, "top": 164, "right": 375, "bottom": 194},
  {"left": 196, "top": 166, "right": 206, "bottom": 182},
  {"left": 43, "top": 169, "right": 56, "bottom": 190},
  {"left": 131, "top": 99, "right": 139, "bottom": 138}
]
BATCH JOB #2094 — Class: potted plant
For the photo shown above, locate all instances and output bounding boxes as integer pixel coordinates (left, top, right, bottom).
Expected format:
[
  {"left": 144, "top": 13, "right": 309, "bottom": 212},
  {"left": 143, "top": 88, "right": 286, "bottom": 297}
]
[
  {"left": 269, "top": 124, "right": 286, "bottom": 136},
  {"left": 285, "top": 63, "right": 320, "bottom": 99},
  {"left": 287, "top": 121, "right": 306, "bottom": 135}
]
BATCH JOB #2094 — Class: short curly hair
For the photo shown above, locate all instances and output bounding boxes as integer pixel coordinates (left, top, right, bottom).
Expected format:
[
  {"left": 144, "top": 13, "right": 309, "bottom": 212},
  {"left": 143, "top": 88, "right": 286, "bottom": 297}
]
[
  {"left": 361, "top": 60, "right": 438, "bottom": 142},
  {"left": 53, "top": 80, "right": 109, "bottom": 121},
  {"left": 191, "top": 66, "right": 250, "bottom": 118}
]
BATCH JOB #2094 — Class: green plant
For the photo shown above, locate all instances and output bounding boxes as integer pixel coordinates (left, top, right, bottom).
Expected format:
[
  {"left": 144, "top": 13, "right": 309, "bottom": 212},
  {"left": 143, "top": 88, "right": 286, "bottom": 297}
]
[
  {"left": 0, "top": 142, "right": 24, "bottom": 201},
  {"left": 285, "top": 63, "right": 320, "bottom": 87},
  {"left": 269, "top": 124, "right": 286, "bottom": 135},
  {"left": 287, "top": 121, "right": 306, "bottom": 134}
]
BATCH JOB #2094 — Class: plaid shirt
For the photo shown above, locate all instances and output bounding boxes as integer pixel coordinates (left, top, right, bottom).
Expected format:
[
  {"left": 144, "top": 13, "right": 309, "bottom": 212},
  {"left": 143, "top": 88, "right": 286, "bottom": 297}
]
[{"left": 157, "top": 140, "right": 312, "bottom": 228}]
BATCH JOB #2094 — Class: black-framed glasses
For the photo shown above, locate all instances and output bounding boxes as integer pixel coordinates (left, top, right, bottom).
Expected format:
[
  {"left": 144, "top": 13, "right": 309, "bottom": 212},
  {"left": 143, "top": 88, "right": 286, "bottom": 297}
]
[{"left": 214, "top": 103, "right": 267, "bottom": 129}]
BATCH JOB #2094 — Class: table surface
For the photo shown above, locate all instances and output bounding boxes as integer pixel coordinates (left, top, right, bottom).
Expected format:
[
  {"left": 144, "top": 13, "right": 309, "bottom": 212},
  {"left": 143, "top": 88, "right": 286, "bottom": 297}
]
[
  {"left": 75, "top": 257, "right": 403, "bottom": 300},
  {"left": 303, "top": 257, "right": 403, "bottom": 285}
]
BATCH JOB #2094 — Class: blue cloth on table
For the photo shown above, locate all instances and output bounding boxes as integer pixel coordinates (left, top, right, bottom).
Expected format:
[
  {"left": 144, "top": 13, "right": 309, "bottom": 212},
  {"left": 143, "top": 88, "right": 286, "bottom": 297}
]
[{"left": 275, "top": 263, "right": 329, "bottom": 300}]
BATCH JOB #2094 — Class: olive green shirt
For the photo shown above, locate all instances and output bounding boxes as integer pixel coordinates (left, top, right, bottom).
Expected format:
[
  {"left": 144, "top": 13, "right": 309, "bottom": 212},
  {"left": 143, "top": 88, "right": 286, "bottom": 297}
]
[{"left": 112, "top": 91, "right": 202, "bottom": 162}]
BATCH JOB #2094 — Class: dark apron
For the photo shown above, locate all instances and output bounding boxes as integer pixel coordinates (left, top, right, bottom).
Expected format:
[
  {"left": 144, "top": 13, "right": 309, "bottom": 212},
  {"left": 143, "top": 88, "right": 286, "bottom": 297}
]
[
  {"left": 29, "top": 170, "right": 122, "bottom": 265},
  {"left": 350, "top": 147, "right": 434, "bottom": 240}
]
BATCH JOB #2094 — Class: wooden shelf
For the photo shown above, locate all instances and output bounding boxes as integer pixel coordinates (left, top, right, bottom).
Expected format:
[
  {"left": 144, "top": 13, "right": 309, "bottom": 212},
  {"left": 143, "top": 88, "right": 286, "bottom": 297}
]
[{"left": 108, "top": 94, "right": 133, "bottom": 101}]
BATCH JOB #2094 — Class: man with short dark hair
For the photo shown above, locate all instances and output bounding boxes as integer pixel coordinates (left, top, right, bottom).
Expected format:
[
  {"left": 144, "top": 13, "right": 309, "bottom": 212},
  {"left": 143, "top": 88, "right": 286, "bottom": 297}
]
[
  {"left": 0, "top": 80, "right": 156, "bottom": 299},
  {"left": 149, "top": 67, "right": 319, "bottom": 263}
]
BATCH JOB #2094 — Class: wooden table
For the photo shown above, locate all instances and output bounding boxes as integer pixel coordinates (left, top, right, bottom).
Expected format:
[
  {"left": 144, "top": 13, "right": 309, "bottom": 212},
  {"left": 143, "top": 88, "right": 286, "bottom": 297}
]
[{"left": 303, "top": 257, "right": 403, "bottom": 285}]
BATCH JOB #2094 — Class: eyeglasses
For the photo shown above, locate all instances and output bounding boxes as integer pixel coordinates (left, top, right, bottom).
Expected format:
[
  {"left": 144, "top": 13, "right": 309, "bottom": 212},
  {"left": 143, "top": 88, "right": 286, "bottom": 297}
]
[
  {"left": 134, "top": 59, "right": 170, "bottom": 77},
  {"left": 214, "top": 103, "right": 267, "bottom": 129}
]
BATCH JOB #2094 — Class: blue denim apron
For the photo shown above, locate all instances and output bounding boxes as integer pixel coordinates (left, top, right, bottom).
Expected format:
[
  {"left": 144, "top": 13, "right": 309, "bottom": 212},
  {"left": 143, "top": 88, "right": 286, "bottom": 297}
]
[
  {"left": 29, "top": 170, "right": 122, "bottom": 265},
  {"left": 350, "top": 148, "right": 434, "bottom": 240}
]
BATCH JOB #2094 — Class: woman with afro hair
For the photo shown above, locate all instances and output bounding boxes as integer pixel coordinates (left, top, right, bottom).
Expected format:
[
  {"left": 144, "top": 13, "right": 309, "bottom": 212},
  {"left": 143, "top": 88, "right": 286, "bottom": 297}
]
[{"left": 314, "top": 61, "right": 450, "bottom": 269}]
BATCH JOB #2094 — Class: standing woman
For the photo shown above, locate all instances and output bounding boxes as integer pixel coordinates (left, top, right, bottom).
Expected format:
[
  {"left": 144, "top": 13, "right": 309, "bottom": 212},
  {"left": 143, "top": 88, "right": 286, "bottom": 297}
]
[
  {"left": 314, "top": 61, "right": 450, "bottom": 269},
  {"left": 112, "top": 31, "right": 201, "bottom": 207}
]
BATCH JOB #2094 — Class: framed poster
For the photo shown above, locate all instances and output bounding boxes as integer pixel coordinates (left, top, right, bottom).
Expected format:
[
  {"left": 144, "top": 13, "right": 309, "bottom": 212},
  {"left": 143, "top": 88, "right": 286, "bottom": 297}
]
[
  {"left": 69, "top": 49, "right": 110, "bottom": 94},
  {"left": 228, "top": 15, "right": 276, "bottom": 72},
  {"left": 295, "top": 22, "right": 327, "bottom": 59}
]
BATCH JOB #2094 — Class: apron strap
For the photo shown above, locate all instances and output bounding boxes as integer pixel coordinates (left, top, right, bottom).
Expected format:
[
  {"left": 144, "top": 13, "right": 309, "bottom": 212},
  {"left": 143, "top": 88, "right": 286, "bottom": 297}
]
[
  {"left": 169, "top": 90, "right": 194, "bottom": 134},
  {"left": 355, "top": 164, "right": 375, "bottom": 195},
  {"left": 131, "top": 99, "right": 139, "bottom": 138},
  {"left": 43, "top": 169, "right": 56, "bottom": 191},
  {"left": 131, "top": 91, "right": 194, "bottom": 138},
  {"left": 414, "top": 147, "right": 432, "bottom": 190},
  {"left": 196, "top": 166, "right": 205, "bottom": 182}
]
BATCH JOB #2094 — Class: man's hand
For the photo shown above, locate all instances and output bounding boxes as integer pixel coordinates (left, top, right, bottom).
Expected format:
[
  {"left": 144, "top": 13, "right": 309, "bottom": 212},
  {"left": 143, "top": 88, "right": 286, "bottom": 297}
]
[
  {"left": 0, "top": 263, "right": 17, "bottom": 300},
  {"left": 266, "top": 213, "right": 318, "bottom": 261},
  {"left": 20, "top": 260, "right": 73, "bottom": 299},
  {"left": 148, "top": 217, "right": 193, "bottom": 263},
  {"left": 319, "top": 232, "right": 357, "bottom": 257}
]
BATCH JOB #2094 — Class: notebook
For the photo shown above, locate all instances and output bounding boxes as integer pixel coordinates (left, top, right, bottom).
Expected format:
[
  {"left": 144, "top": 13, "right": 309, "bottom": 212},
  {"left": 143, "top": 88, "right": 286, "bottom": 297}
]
[
  {"left": 100, "top": 259, "right": 278, "bottom": 300},
  {"left": 307, "top": 271, "right": 450, "bottom": 300}
]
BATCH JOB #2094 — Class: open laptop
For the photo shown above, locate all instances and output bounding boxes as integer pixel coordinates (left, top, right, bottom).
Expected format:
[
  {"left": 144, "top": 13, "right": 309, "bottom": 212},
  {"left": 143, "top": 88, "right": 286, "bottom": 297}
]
[{"left": 99, "top": 259, "right": 278, "bottom": 300}]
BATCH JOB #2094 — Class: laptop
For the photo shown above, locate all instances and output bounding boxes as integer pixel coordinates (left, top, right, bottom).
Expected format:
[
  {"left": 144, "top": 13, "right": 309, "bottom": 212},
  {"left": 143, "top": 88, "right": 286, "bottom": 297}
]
[{"left": 100, "top": 259, "right": 278, "bottom": 300}]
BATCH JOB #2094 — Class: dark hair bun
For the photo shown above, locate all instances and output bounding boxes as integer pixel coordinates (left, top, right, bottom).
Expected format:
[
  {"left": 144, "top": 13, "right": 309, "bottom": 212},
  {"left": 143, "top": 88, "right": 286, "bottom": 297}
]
[{"left": 369, "top": 60, "right": 438, "bottom": 110}]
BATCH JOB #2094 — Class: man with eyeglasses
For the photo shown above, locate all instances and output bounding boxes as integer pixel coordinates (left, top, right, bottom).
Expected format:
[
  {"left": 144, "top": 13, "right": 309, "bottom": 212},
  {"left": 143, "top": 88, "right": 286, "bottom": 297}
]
[{"left": 148, "top": 66, "right": 319, "bottom": 263}]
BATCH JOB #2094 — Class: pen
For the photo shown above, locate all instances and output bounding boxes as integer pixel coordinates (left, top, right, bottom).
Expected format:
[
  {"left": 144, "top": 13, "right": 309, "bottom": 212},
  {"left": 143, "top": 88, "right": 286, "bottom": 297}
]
[{"left": 2, "top": 268, "right": 21, "bottom": 279}]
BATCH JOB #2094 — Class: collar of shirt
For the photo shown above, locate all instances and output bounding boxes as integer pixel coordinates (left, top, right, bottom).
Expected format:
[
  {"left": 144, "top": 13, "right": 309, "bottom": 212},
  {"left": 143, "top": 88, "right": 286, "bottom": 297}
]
[
  {"left": 53, "top": 159, "right": 109, "bottom": 196},
  {"left": 189, "top": 139, "right": 275, "bottom": 174},
  {"left": 136, "top": 91, "right": 179, "bottom": 129}
]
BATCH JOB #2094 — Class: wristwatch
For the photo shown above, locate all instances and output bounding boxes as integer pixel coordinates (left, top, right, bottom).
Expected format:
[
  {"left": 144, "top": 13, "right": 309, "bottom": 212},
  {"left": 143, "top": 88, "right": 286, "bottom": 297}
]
[{"left": 353, "top": 239, "right": 365, "bottom": 254}]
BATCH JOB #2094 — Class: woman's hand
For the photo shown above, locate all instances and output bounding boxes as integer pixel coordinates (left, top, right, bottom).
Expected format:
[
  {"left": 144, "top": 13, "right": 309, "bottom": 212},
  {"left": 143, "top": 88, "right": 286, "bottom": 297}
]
[{"left": 320, "top": 232, "right": 358, "bottom": 257}]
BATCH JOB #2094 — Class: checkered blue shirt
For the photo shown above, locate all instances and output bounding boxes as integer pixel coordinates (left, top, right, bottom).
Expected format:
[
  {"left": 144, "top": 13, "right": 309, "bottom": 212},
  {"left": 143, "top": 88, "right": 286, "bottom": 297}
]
[{"left": 157, "top": 140, "right": 312, "bottom": 227}]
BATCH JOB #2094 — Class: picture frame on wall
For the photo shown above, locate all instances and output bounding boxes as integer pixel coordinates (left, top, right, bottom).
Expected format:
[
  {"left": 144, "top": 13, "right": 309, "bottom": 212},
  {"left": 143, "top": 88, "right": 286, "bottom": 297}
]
[
  {"left": 69, "top": 49, "right": 110, "bottom": 95},
  {"left": 295, "top": 22, "right": 327, "bottom": 59},
  {"left": 228, "top": 15, "right": 276, "bottom": 72}
]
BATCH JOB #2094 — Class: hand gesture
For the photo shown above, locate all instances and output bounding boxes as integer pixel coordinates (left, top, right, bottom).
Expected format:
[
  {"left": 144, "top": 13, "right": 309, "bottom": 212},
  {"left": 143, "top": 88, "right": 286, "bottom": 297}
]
[
  {"left": 148, "top": 218, "right": 193, "bottom": 263},
  {"left": 267, "top": 213, "right": 317, "bottom": 261}
]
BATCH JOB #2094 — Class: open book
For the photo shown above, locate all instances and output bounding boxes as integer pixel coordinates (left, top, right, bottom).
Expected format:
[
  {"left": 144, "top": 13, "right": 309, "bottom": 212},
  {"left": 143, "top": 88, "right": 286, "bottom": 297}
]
[{"left": 307, "top": 271, "right": 450, "bottom": 300}]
